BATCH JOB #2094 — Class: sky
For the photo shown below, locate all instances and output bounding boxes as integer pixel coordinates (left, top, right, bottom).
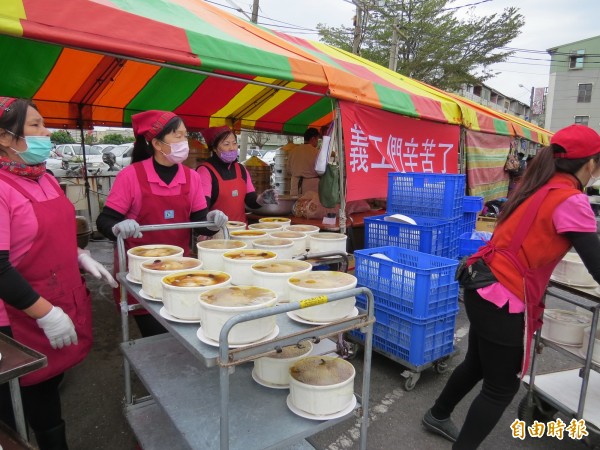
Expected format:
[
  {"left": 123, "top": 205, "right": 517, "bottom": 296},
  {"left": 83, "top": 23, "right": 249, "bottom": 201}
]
[{"left": 216, "top": 0, "right": 600, "bottom": 105}]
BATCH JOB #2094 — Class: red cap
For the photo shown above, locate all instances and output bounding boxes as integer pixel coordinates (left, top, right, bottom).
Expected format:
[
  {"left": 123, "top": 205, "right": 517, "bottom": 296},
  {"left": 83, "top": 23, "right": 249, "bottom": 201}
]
[
  {"left": 201, "top": 126, "right": 232, "bottom": 147},
  {"left": 0, "top": 97, "right": 16, "bottom": 118},
  {"left": 132, "top": 110, "right": 177, "bottom": 141},
  {"left": 551, "top": 125, "right": 600, "bottom": 159}
]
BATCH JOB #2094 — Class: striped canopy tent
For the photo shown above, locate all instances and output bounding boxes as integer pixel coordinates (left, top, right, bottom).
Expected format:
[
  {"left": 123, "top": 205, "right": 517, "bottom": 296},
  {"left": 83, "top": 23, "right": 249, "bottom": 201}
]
[{"left": 0, "top": 0, "right": 467, "bottom": 134}]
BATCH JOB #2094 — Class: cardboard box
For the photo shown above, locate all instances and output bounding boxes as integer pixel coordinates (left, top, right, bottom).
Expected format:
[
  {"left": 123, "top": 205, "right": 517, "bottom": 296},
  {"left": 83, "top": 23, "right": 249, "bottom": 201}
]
[{"left": 476, "top": 216, "right": 497, "bottom": 233}]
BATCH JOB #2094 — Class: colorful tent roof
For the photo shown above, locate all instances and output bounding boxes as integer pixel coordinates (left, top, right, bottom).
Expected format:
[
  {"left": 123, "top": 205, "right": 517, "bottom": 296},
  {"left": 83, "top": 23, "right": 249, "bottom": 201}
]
[{"left": 0, "top": 0, "right": 549, "bottom": 142}]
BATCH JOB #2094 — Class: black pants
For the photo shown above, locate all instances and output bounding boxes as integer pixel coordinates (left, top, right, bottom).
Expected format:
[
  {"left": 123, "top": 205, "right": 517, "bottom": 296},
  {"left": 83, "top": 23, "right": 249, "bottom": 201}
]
[
  {"left": 431, "top": 290, "right": 524, "bottom": 449},
  {"left": 0, "top": 326, "right": 64, "bottom": 433}
]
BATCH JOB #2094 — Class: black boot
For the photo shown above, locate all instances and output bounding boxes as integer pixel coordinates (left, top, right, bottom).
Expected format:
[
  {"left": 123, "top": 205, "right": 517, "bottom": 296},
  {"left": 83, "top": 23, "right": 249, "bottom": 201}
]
[{"left": 34, "top": 420, "right": 69, "bottom": 450}]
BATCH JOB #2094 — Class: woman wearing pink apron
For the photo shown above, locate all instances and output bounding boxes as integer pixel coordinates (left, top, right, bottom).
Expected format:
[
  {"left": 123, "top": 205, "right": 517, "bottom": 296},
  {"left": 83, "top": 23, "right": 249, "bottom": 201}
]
[
  {"left": 423, "top": 125, "right": 600, "bottom": 449},
  {"left": 95, "top": 111, "right": 227, "bottom": 337},
  {"left": 0, "top": 98, "right": 116, "bottom": 449},
  {"left": 197, "top": 126, "right": 277, "bottom": 225}
]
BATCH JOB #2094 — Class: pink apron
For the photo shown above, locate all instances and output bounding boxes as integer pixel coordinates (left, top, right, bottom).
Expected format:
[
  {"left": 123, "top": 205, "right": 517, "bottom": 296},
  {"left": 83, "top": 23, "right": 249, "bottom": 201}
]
[
  {"left": 0, "top": 172, "right": 92, "bottom": 386},
  {"left": 113, "top": 162, "right": 193, "bottom": 313}
]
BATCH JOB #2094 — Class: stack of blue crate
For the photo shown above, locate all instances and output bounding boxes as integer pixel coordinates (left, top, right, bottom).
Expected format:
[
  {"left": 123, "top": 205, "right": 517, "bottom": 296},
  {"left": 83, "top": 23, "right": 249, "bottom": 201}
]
[
  {"left": 364, "top": 172, "right": 466, "bottom": 258},
  {"left": 458, "top": 195, "right": 486, "bottom": 258},
  {"left": 351, "top": 246, "right": 459, "bottom": 366}
]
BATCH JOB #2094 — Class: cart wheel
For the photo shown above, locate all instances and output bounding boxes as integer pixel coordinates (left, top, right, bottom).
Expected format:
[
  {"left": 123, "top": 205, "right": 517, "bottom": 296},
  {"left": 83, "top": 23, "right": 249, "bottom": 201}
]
[
  {"left": 345, "top": 342, "right": 361, "bottom": 360},
  {"left": 404, "top": 373, "right": 421, "bottom": 391},
  {"left": 518, "top": 395, "right": 557, "bottom": 426},
  {"left": 434, "top": 361, "right": 449, "bottom": 374}
]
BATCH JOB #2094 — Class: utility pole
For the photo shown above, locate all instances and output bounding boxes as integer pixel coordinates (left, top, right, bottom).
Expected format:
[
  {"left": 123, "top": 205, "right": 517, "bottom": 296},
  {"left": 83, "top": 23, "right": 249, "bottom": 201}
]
[
  {"left": 388, "top": 15, "right": 399, "bottom": 71},
  {"left": 251, "top": 0, "right": 259, "bottom": 23},
  {"left": 352, "top": 3, "right": 363, "bottom": 55}
]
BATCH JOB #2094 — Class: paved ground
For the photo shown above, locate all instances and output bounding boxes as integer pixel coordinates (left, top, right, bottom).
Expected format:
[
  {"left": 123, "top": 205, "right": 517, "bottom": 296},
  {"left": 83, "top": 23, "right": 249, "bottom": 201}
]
[{"left": 48, "top": 239, "right": 599, "bottom": 449}]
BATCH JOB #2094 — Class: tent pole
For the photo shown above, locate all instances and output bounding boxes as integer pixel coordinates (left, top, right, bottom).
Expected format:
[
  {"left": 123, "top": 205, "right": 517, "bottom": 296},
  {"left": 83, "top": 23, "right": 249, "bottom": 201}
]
[
  {"left": 334, "top": 100, "right": 346, "bottom": 234},
  {"left": 77, "top": 104, "right": 93, "bottom": 226}
]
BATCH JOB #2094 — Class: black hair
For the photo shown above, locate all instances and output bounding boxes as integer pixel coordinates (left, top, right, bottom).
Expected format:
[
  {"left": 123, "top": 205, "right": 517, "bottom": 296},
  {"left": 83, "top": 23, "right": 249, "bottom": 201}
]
[
  {"left": 208, "top": 130, "right": 236, "bottom": 152},
  {"left": 131, "top": 116, "right": 184, "bottom": 163},
  {"left": 0, "top": 99, "right": 36, "bottom": 156},
  {"left": 304, "top": 127, "right": 320, "bottom": 143}
]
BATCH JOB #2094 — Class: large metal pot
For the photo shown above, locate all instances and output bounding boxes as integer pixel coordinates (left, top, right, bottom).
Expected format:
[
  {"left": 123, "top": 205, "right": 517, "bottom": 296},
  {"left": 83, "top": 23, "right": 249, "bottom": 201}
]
[
  {"left": 246, "top": 195, "right": 298, "bottom": 216},
  {"left": 75, "top": 215, "right": 92, "bottom": 248}
]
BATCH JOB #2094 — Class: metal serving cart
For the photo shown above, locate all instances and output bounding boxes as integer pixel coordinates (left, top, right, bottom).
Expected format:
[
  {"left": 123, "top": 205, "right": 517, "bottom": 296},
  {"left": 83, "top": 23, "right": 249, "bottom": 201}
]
[
  {"left": 519, "top": 280, "right": 600, "bottom": 445},
  {"left": 116, "top": 222, "right": 375, "bottom": 450}
]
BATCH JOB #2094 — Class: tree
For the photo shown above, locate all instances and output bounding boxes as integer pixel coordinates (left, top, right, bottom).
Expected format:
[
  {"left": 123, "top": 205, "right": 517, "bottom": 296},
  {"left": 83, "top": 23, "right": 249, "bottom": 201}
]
[
  {"left": 248, "top": 131, "right": 270, "bottom": 149},
  {"left": 101, "top": 133, "right": 127, "bottom": 145},
  {"left": 317, "top": 0, "right": 524, "bottom": 91},
  {"left": 50, "top": 130, "right": 75, "bottom": 144}
]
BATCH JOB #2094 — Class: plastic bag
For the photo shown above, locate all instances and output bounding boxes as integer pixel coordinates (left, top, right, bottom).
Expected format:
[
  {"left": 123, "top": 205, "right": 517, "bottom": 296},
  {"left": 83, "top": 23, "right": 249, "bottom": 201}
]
[{"left": 318, "top": 163, "right": 340, "bottom": 208}]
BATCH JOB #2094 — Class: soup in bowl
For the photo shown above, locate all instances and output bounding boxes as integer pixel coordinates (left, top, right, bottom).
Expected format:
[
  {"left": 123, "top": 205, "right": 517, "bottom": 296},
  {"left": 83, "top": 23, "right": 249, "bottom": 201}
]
[
  {"left": 251, "top": 260, "right": 312, "bottom": 303},
  {"left": 127, "top": 245, "right": 184, "bottom": 282},
  {"left": 197, "top": 239, "right": 246, "bottom": 271},
  {"left": 199, "top": 285, "right": 278, "bottom": 344},
  {"left": 252, "top": 237, "right": 295, "bottom": 260},
  {"left": 271, "top": 231, "right": 307, "bottom": 256},
  {"left": 222, "top": 249, "right": 277, "bottom": 285},
  {"left": 229, "top": 230, "right": 268, "bottom": 248},
  {"left": 254, "top": 340, "right": 313, "bottom": 387},
  {"left": 140, "top": 257, "right": 203, "bottom": 299},
  {"left": 161, "top": 270, "right": 231, "bottom": 320}
]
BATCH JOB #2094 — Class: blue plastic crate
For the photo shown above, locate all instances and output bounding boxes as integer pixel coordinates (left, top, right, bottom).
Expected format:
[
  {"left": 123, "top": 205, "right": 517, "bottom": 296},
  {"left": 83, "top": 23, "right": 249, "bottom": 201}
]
[
  {"left": 350, "top": 304, "right": 457, "bottom": 366},
  {"left": 387, "top": 172, "right": 466, "bottom": 219},
  {"left": 364, "top": 214, "right": 460, "bottom": 258},
  {"left": 463, "top": 196, "right": 484, "bottom": 213},
  {"left": 460, "top": 212, "right": 478, "bottom": 236},
  {"left": 458, "top": 232, "right": 490, "bottom": 258},
  {"left": 354, "top": 246, "right": 459, "bottom": 318}
]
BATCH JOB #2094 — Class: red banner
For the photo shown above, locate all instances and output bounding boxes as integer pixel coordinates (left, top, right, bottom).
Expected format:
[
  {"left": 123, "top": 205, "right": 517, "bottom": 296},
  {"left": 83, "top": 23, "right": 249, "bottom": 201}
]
[{"left": 339, "top": 101, "right": 460, "bottom": 201}]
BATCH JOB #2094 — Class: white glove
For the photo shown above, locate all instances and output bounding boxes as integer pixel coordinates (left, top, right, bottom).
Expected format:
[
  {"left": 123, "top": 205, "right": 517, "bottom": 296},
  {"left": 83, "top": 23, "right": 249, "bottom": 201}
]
[
  {"left": 36, "top": 306, "right": 78, "bottom": 349},
  {"left": 207, "top": 210, "right": 228, "bottom": 231},
  {"left": 257, "top": 189, "right": 279, "bottom": 206},
  {"left": 78, "top": 250, "right": 119, "bottom": 288},
  {"left": 112, "top": 219, "right": 142, "bottom": 239}
]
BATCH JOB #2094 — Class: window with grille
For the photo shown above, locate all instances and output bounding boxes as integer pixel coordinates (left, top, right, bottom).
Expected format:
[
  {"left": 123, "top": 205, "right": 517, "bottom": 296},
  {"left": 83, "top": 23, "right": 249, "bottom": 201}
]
[
  {"left": 577, "top": 84, "right": 592, "bottom": 103},
  {"left": 574, "top": 115, "right": 589, "bottom": 126}
]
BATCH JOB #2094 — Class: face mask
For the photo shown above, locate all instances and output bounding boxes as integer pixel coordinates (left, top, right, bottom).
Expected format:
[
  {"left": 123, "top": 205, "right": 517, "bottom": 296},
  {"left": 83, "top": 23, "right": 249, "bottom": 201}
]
[
  {"left": 588, "top": 170, "right": 600, "bottom": 188},
  {"left": 10, "top": 135, "right": 52, "bottom": 165},
  {"left": 218, "top": 150, "right": 238, "bottom": 163},
  {"left": 160, "top": 140, "right": 189, "bottom": 164}
]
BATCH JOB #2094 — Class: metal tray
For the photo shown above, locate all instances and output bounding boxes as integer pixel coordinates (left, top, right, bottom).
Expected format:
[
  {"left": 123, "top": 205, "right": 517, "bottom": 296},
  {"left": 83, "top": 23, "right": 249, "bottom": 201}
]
[{"left": 0, "top": 332, "right": 47, "bottom": 384}]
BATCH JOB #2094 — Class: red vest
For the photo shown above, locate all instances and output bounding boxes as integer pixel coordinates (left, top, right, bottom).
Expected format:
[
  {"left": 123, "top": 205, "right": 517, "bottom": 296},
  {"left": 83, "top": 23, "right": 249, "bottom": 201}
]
[
  {"left": 199, "top": 161, "right": 247, "bottom": 223},
  {"left": 468, "top": 173, "right": 583, "bottom": 374}
]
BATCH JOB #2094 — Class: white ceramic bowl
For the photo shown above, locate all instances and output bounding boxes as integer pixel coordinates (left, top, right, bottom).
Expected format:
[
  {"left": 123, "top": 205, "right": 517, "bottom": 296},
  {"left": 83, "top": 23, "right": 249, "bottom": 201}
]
[
  {"left": 127, "top": 245, "right": 184, "bottom": 282},
  {"left": 229, "top": 230, "right": 268, "bottom": 248},
  {"left": 199, "top": 285, "right": 278, "bottom": 344},
  {"left": 227, "top": 221, "right": 247, "bottom": 231},
  {"left": 542, "top": 309, "right": 591, "bottom": 346},
  {"left": 223, "top": 249, "right": 278, "bottom": 285},
  {"left": 551, "top": 253, "right": 598, "bottom": 288},
  {"left": 582, "top": 326, "right": 600, "bottom": 364},
  {"left": 288, "top": 271, "right": 357, "bottom": 322},
  {"left": 252, "top": 238, "right": 295, "bottom": 260},
  {"left": 288, "top": 356, "right": 355, "bottom": 415},
  {"left": 285, "top": 224, "right": 320, "bottom": 236},
  {"left": 271, "top": 231, "right": 307, "bottom": 256},
  {"left": 258, "top": 217, "right": 292, "bottom": 228},
  {"left": 161, "top": 270, "right": 231, "bottom": 320},
  {"left": 140, "top": 257, "right": 203, "bottom": 300},
  {"left": 251, "top": 260, "right": 313, "bottom": 303},
  {"left": 308, "top": 232, "right": 347, "bottom": 254},
  {"left": 197, "top": 240, "right": 247, "bottom": 271},
  {"left": 254, "top": 340, "right": 313, "bottom": 386},
  {"left": 248, "top": 223, "right": 284, "bottom": 235}
]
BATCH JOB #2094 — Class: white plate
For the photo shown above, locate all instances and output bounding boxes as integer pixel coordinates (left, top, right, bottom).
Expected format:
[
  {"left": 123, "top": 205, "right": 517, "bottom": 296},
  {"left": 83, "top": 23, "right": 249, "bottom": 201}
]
[
  {"left": 383, "top": 214, "right": 417, "bottom": 225},
  {"left": 577, "top": 347, "right": 600, "bottom": 365},
  {"left": 196, "top": 325, "right": 280, "bottom": 348},
  {"left": 286, "top": 307, "right": 359, "bottom": 326},
  {"left": 138, "top": 289, "right": 162, "bottom": 302},
  {"left": 540, "top": 330, "right": 583, "bottom": 348},
  {"left": 126, "top": 273, "right": 142, "bottom": 285},
  {"left": 286, "top": 394, "right": 357, "bottom": 420},
  {"left": 159, "top": 307, "right": 201, "bottom": 324},
  {"left": 251, "top": 368, "right": 289, "bottom": 389}
]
